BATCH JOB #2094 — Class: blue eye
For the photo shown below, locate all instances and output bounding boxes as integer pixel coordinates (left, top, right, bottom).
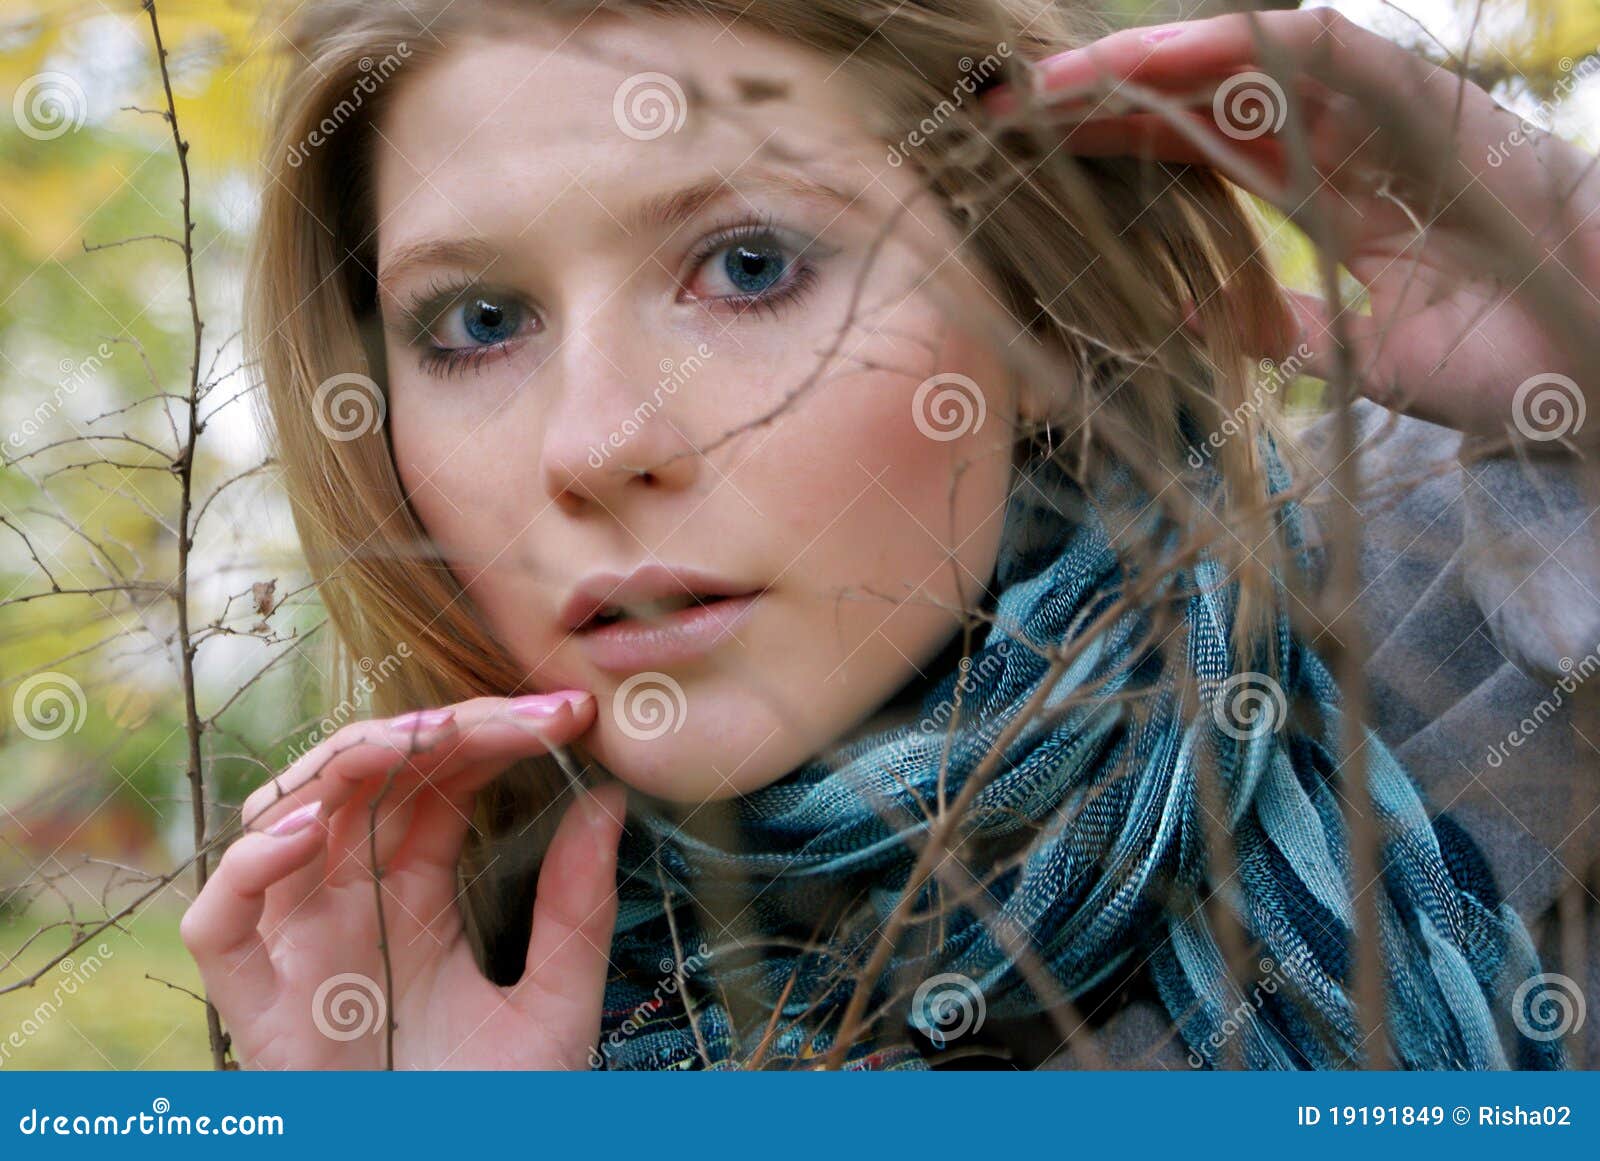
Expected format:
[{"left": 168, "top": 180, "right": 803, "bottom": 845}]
[
  {"left": 400, "top": 285, "right": 533, "bottom": 378},
  {"left": 722, "top": 242, "right": 788, "bottom": 295},
  {"left": 685, "top": 219, "right": 822, "bottom": 315},
  {"left": 458, "top": 296, "right": 522, "bottom": 346}
]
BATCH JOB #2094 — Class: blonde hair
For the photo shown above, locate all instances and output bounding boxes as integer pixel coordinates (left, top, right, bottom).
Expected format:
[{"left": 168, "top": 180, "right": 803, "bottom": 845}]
[{"left": 245, "top": 0, "right": 1295, "bottom": 980}]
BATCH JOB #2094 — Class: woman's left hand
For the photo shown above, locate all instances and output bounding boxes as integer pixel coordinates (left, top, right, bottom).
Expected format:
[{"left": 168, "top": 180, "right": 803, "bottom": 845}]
[{"left": 986, "top": 9, "right": 1600, "bottom": 439}]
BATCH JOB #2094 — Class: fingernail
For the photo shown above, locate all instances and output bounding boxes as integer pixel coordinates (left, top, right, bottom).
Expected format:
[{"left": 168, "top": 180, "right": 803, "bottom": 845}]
[
  {"left": 266, "top": 800, "right": 323, "bottom": 837},
  {"left": 389, "top": 708, "right": 455, "bottom": 735},
  {"left": 506, "top": 694, "right": 569, "bottom": 717},
  {"left": 507, "top": 690, "right": 592, "bottom": 717},
  {"left": 1141, "top": 26, "right": 1183, "bottom": 45}
]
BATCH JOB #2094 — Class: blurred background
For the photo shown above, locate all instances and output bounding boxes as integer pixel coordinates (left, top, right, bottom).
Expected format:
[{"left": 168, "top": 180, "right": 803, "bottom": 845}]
[{"left": 1, "top": 0, "right": 1596, "bottom": 1069}]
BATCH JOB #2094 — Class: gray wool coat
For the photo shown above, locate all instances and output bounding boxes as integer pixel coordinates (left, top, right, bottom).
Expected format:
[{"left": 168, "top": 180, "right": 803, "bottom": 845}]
[{"left": 996, "top": 401, "right": 1600, "bottom": 1071}]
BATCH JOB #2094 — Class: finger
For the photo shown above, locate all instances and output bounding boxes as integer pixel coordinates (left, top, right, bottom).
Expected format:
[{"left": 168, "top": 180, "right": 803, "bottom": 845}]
[
  {"left": 1281, "top": 291, "right": 1527, "bottom": 433},
  {"left": 180, "top": 803, "right": 330, "bottom": 1013},
  {"left": 987, "top": 11, "right": 1501, "bottom": 196},
  {"left": 262, "top": 692, "right": 595, "bottom": 906},
  {"left": 384, "top": 693, "right": 601, "bottom": 888},
  {"left": 508, "top": 779, "right": 628, "bottom": 1052},
  {"left": 1024, "top": 11, "right": 1417, "bottom": 109},
  {"left": 304, "top": 694, "right": 597, "bottom": 897},
  {"left": 243, "top": 693, "right": 590, "bottom": 839},
  {"left": 241, "top": 710, "right": 463, "bottom": 832}
]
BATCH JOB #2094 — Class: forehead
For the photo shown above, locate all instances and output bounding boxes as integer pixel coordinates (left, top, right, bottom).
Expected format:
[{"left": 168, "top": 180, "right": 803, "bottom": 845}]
[{"left": 372, "top": 12, "right": 885, "bottom": 235}]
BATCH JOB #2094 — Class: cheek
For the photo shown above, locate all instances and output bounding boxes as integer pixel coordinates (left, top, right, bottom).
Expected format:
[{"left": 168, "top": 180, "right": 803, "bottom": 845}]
[
  {"left": 388, "top": 402, "right": 526, "bottom": 573},
  {"left": 764, "top": 325, "right": 1017, "bottom": 587}
]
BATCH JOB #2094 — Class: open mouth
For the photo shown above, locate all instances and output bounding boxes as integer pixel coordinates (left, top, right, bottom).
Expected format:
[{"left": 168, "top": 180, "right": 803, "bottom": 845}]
[
  {"left": 567, "top": 581, "right": 767, "bottom": 669},
  {"left": 580, "top": 590, "right": 760, "bottom": 631}
]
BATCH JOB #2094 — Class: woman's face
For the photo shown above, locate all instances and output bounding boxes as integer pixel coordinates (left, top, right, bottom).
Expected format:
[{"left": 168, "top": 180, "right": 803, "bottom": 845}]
[{"left": 374, "top": 12, "right": 1029, "bottom": 801}]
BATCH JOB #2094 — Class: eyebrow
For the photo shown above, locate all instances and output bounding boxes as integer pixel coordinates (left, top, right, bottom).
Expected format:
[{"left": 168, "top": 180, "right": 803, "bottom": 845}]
[{"left": 376, "top": 166, "right": 858, "bottom": 300}]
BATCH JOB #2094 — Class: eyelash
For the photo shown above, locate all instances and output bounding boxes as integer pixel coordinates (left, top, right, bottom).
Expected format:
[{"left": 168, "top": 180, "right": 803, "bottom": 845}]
[{"left": 402, "top": 213, "right": 821, "bottom": 379}]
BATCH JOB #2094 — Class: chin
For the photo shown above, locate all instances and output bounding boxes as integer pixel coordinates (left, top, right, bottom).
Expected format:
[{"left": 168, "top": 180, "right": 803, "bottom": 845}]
[{"left": 579, "top": 714, "right": 813, "bottom": 805}]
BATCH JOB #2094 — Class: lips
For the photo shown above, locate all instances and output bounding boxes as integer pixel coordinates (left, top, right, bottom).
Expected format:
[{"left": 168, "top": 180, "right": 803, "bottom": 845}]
[{"left": 560, "top": 564, "right": 765, "bottom": 633}]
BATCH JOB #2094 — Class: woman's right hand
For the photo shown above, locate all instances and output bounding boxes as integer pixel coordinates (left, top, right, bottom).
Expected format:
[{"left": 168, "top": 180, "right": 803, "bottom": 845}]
[{"left": 180, "top": 690, "right": 625, "bottom": 1070}]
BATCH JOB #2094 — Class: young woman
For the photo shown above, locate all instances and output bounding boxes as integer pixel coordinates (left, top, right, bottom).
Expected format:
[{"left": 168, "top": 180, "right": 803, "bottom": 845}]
[{"left": 180, "top": 0, "right": 1598, "bottom": 1069}]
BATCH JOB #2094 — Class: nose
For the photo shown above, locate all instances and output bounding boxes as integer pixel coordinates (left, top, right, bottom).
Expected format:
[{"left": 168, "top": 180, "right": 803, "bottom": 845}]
[{"left": 538, "top": 325, "right": 701, "bottom": 514}]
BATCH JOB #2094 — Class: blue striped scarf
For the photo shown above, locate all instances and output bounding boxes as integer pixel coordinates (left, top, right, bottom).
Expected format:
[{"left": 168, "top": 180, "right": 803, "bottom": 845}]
[{"left": 592, "top": 442, "right": 1564, "bottom": 1071}]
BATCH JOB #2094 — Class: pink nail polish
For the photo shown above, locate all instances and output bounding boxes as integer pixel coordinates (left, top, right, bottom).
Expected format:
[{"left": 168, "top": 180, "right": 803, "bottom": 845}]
[
  {"left": 1141, "top": 26, "right": 1183, "bottom": 45},
  {"left": 389, "top": 708, "right": 455, "bottom": 734},
  {"left": 506, "top": 690, "right": 591, "bottom": 716},
  {"left": 266, "top": 800, "right": 322, "bottom": 837},
  {"left": 508, "top": 695, "right": 566, "bottom": 717}
]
